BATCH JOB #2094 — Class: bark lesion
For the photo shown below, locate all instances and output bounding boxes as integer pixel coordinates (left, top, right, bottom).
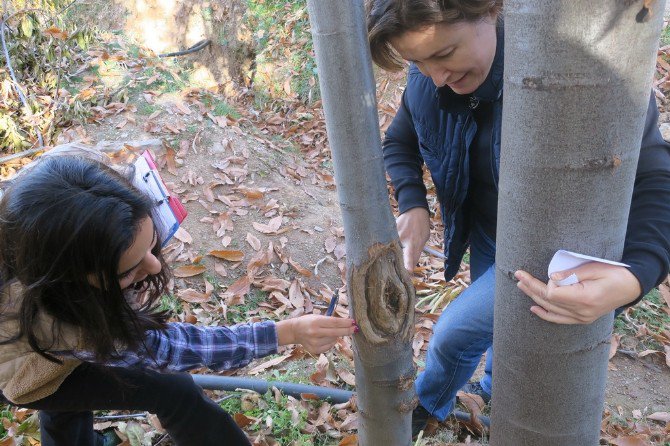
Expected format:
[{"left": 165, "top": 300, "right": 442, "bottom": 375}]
[{"left": 348, "top": 241, "right": 415, "bottom": 344}]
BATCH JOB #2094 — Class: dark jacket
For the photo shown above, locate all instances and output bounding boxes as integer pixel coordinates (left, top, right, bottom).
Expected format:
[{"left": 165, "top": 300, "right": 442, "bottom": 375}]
[{"left": 382, "top": 29, "right": 670, "bottom": 299}]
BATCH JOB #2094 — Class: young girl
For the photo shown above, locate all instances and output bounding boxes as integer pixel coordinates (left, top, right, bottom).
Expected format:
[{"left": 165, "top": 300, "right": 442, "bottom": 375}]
[{"left": 0, "top": 153, "right": 356, "bottom": 446}]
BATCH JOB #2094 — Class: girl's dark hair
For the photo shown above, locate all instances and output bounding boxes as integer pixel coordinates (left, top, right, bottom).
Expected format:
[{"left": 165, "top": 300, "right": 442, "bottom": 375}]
[
  {"left": 0, "top": 155, "right": 170, "bottom": 362},
  {"left": 367, "top": 0, "right": 502, "bottom": 71}
]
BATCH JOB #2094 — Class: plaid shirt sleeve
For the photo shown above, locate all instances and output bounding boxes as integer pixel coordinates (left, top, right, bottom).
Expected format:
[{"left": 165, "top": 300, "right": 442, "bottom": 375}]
[{"left": 64, "top": 321, "right": 279, "bottom": 372}]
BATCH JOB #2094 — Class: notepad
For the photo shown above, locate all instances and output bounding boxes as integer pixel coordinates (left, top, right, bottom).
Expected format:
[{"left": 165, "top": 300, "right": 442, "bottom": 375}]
[{"left": 132, "top": 151, "right": 187, "bottom": 246}]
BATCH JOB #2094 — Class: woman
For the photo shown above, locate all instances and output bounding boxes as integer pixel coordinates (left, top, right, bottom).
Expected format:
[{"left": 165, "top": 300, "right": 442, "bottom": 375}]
[
  {"left": 366, "top": 0, "right": 670, "bottom": 436},
  {"left": 0, "top": 154, "right": 356, "bottom": 445}
]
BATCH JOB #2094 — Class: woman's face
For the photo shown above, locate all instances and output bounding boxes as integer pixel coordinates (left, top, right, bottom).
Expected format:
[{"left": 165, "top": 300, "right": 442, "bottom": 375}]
[
  {"left": 389, "top": 15, "right": 497, "bottom": 94},
  {"left": 116, "top": 217, "right": 162, "bottom": 289}
]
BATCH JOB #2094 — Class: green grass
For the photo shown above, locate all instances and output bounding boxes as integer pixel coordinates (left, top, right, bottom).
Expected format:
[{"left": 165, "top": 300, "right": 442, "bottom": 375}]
[
  {"left": 136, "top": 102, "right": 159, "bottom": 115},
  {"left": 661, "top": 25, "right": 670, "bottom": 46},
  {"left": 220, "top": 390, "right": 333, "bottom": 445},
  {"left": 614, "top": 288, "right": 670, "bottom": 351},
  {"left": 227, "top": 289, "right": 270, "bottom": 324},
  {"left": 159, "top": 293, "right": 183, "bottom": 315}
]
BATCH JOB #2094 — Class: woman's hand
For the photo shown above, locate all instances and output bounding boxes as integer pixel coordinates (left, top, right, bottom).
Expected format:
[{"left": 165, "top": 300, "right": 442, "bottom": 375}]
[
  {"left": 396, "top": 207, "right": 431, "bottom": 272},
  {"left": 276, "top": 315, "right": 356, "bottom": 355},
  {"left": 515, "top": 262, "right": 642, "bottom": 324}
]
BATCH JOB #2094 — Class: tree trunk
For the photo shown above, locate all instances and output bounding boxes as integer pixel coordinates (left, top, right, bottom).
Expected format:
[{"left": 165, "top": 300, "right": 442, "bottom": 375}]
[
  {"left": 305, "top": 1, "right": 416, "bottom": 444},
  {"left": 492, "top": 1, "right": 664, "bottom": 444}
]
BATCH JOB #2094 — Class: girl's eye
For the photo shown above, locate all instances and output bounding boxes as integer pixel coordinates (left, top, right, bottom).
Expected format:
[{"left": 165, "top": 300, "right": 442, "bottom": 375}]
[
  {"left": 118, "top": 270, "right": 134, "bottom": 280},
  {"left": 438, "top": 50, "right": 454, "bottom": 59}
]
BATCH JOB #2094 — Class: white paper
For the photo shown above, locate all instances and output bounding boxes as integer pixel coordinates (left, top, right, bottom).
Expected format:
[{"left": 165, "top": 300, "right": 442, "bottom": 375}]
[{"left": 548, "top": 250, "right": 629, "bottom": 286}]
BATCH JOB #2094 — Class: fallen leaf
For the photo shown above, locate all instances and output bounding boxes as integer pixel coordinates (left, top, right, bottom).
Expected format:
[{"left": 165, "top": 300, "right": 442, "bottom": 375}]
[
  {"left": 660, "top": 281, "right": 670, "bottom": 308},
  {"left": 174, "top": 227, "right": 193, "bottom": 244},
  {"left": 334, "top": 243, "right": 347, "bottom": 260},
  {"left": 208, "top": 250, "right": 244, "bottom": 262},
  {"left": 324, "top": 237, "right": 337, "bottom": 253},
  {"left": 338, "top": 435, "right": 358, "bottom": 446},
  {"left": 456, "top": 391, "right": 485, "bottom": 433},
  {"left": 233, "top": 413, "right": 255, "bottom": 428},
  {"left": 240, "top": 189, "right": 265, "bottom": 200},
  {"left": 177, "top": 288, "right": 211, "bottom": 303},
  {"left": 173, "top": 264, "right": 206, "bottom": 277},
  {"left": 226, "top": 275, "right": 250, "bottom": 297},
  {"left": 253, "top": 216, "right": 283, "bottom": 234},
  {"left": 336, "top": 368, "right": 356, "bottom": 386},
  {"left": 638, "top": 349, "right": 661, "bottom": 357},
  {"left": 246, "top": 232, "right": 261, "bottom": 251},
  {"left": 248, "top": 353, "right": 291, "bottom": 375},
  {"left": 214, "top": 262, "right": 228, "bottom": 277},
  {"left": 610, "top": 435, "right": 651, "bottom": 446},
  {"left": 165, "top": 146, "right": 178, "bottom": 175},
  {"left": 609, "top": 334, "right": 621, "bottom": 360},
  {"left": 289, "top": 258, "right": 312, "bottom": 277},
  {"left": 647, "top": 411, "right": 670, "bottom": 423}
]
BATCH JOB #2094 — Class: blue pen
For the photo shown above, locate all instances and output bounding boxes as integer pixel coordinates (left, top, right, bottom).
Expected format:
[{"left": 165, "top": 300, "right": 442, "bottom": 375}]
[{"left": 325, "top": 294, "right": 339, "bottom": 316}]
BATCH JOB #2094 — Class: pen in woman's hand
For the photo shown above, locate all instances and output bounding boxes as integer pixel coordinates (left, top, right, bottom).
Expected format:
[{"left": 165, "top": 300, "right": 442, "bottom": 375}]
[{"left": 325, "top": 294, "right": 339, "bottom": 316}]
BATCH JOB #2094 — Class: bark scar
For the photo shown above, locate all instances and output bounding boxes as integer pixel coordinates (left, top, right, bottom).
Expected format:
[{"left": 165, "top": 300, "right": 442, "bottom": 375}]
[{"left": 348, "top": 241, "right": 415, "bottom": 344}]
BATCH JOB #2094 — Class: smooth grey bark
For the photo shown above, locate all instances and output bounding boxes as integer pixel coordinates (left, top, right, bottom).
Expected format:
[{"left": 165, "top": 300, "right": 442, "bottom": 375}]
[
  {"left": 492, "top": 2, "right": 665, "bottom": 444},
  {"left": 306, "top": 1, "right": 416, "bottom": 444}
]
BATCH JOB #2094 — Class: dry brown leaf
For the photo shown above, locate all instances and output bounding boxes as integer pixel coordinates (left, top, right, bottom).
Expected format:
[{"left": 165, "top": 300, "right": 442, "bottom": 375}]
[
  {"left": 208, "top": 250, "right": 245, "bottom": 262},
  {"left": 338, "top": 435, "right": 358, "bottom": 446},
  {"left": 165, "top": 146, "right": 178, "bottom": 175},
  {"left": 336, "top": 368, "right": 356, "bottom": 386},
  {"left": 324, "top": 236, "right": 337, "bottom": 253},
  {"left": 246, "top": 232, "right": 261, "bottom": 251},
  {"left": 334, "top": 243, "right": 347, "bottom": 260},
  {"left": 610, "top": 435, "right": 651, "bottom": 446},
  {"left": 660, "top": 281, "right": 670, "bottom": 308},
  {"left": 609, "top": 334, "right": 621, "bottom": 360},
  {"left": 289, "top": 258, "right": 312, "bottom": 277},
  {"left": 638, "top": 349, "right": 661, "bottom": 357},
  {"left": 177, "top": 288, "right": 211, "bottom": 303},
  {"left": 240, "top": 189, "right": 265, "bottom": 200},
  {"left": 45, "top": 26, "right": 69, "bottom": 39},
  {"left": 233, "top": 413, "right": 255, "bottom": 428},
  {"left": 456, "top": 391, "right": 485, "bottom": 433},
  {"left": 214, "top": 262, "right": 228, "bottom": 277},
  {"left": 339, "top": 413, "right": 358, "bottom": 432},
  {"left": 174, "top": 101, "right": 191, "bottom": 115},
  {"left": 226, "top": 275, "right": 251, "bottom": 297},
  {"left": 665, "top": 345, "right": 670, "bottom": 368},
  {"left": 252, "top": 216, "right": 283, "bottom": 234},
  {"left": 248, "top": 353, "right": 291, "bottom": 375},
  {"left": 173, "top": 264, "right": 206, "bottom": 277},
  {"left": 647, "top": 411, "right": 670, "bottom": 423},
  {"left": 173, "top": 227, "right": 193, "bottom": 244},
  {"left": 259, "top": 277, "right": 292, "bottom": 292},
  {"left": 289, "top": 280, "right": 305, "bottom": 308}
]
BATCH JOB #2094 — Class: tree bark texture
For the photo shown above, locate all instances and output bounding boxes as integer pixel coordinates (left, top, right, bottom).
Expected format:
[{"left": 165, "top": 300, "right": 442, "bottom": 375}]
[
  {"left": 306, "top": 1, "right": 416, "bottom": 445},
  {"left": 492, "top": 1, "right": 665, "bottom": 444}
]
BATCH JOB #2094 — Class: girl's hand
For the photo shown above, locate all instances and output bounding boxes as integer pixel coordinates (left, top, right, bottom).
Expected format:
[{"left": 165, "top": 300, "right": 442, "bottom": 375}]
[
  {"left": 515, "top": 262, "right": 642, "bottom": 324},
  {"left": 276, "top": 315, "right": 356, "bottom": 355},
  {"left": 396, "top": 207, "right": 431, "bottom": 272}
]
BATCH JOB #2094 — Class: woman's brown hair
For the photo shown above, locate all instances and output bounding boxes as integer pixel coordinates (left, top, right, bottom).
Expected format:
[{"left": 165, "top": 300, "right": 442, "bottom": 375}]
[{"left": 367, "top": 0, "right": 502, "bottom": 71}]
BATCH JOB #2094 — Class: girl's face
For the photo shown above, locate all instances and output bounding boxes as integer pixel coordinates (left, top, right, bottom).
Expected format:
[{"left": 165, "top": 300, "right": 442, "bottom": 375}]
[
  {"left": 117, "top": 217, "right": 162, "bottom": 289},
  {"left": 389, "top": 15, "right": 497, "bottom": 94}
]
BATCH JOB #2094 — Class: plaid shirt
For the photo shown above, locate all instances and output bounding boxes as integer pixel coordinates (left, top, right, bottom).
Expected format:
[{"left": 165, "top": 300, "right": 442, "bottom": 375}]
[{"left": 59, "top": 321, "right": 278, "bottom": 372}]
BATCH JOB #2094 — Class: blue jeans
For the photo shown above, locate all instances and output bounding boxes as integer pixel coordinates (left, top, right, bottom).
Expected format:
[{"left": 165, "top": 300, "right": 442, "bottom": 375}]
[{"left": 415, "top": 223, "right": 496, "bottom": 420}]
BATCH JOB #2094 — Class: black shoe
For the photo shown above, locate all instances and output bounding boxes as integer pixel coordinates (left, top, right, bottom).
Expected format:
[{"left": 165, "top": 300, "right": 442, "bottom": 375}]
[
  {"left": 411, "top": 404, "right": 432, "bottom": 439},
  {"left": 460, "top": 381, "right": 491, "bottom": 404}
]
